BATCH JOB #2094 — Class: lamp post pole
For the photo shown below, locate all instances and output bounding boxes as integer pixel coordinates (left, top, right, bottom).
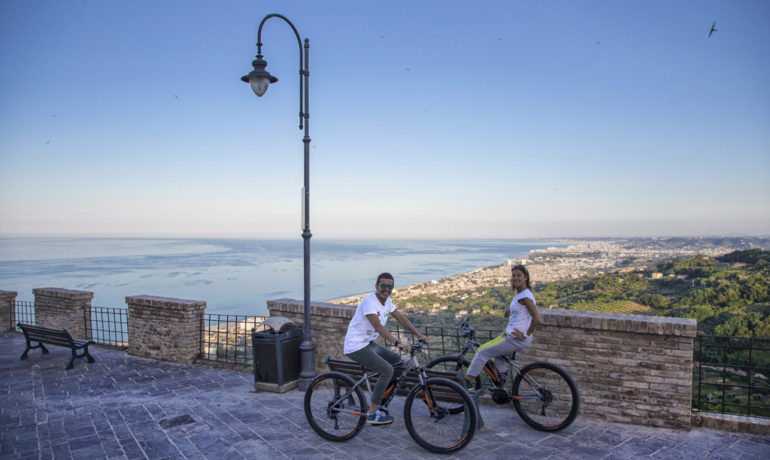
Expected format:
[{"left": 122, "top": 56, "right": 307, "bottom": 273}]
[{"left": 242, "top": 13, "right": 315, "bottom": 389}]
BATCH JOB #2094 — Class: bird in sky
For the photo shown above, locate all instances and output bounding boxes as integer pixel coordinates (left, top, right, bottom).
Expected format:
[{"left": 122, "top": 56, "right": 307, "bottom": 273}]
[{"left": 708, "top": 21, "right": 718, "bottom": 38}]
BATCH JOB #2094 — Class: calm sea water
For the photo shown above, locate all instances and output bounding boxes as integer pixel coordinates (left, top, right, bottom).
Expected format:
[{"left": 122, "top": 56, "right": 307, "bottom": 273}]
[{"left": 0, "top": 238, "right": 565, "bottom": 316}]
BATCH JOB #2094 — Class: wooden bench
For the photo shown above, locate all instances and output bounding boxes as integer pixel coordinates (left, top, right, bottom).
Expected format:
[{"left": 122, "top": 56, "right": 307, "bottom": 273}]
[
  {"left": 324, "top": 356, "right": 462, "bottom": 398},
  {"left": 17, "top": 323, "right": 96, "bottom": 369}
]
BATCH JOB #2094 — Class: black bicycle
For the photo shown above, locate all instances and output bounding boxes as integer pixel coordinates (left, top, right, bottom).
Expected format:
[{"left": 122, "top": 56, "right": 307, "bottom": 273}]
[
  {"left": 426, "top": 318, "right": 579, "bottom": 432},
  {"left": 304, "top": 340, "right": 476, "bottom": 454}
]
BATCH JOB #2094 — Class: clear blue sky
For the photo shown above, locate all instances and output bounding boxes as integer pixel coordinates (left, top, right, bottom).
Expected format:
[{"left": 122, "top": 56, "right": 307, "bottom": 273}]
[{"left": 1, "top": 0, "right": 768, "bottom": 239}]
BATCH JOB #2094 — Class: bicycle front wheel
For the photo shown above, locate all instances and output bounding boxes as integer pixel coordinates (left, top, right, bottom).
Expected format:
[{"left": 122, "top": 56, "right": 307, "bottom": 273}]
[
  {"left": 512, "top": 362, "right": 579, "bottom": 432},
  {"left": 304, "top": 372, "right": 366, "bottom": 442},
  {"left": 404, "top": 377, "right": 476, "bottom": 454}
]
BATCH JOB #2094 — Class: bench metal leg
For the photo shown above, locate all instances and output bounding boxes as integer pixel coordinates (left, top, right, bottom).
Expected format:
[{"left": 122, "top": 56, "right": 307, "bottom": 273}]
[
  {"left": 20, "top": 342, "right": 48, "bottom": 361},
  {"left": 83, "top": 345, "right": 95, "bottom": 363},
  {"left": 67, "top": 345, "right": 96, "bottom": 369}
]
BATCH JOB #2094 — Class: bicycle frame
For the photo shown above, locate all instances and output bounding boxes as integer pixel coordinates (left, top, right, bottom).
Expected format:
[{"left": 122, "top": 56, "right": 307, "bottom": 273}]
[
  {"left": 452, "top": 321, "right": 528, "bottom": 389},
  {"left": 327, "top": 345, "right": 426, "bottom": 417}
]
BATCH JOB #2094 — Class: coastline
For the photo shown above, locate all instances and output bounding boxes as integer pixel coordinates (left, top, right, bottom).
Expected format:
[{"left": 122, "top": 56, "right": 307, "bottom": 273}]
[{"left": 331, "top": 237, "right": 765, "bottom": 308}]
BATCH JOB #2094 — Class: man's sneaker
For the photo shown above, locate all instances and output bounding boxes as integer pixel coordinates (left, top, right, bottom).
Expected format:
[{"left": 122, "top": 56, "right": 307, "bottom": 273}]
[
  {"left": 496, "top": 372, "right": 508, "bottom": 388},
  {"left": 366, "top": 409, "right": 394, "bottom": 425}
]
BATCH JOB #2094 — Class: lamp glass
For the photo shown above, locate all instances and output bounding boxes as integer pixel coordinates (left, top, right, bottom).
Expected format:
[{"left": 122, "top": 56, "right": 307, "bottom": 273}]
[{"left": 250, "top": 77, "right": 270, "bottom": 97}]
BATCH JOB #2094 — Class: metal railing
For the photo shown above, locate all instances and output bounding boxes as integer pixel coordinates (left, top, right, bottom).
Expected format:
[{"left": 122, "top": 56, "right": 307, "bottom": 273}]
[
  {"left": 87, "top": 306, "right": 129, "bottom": 349},
  {"left": 389, "top": 322, "right": 498, "bottom": 362},
  {"left": 13, "top": 301, "right": 129, "bottom": 349},
  {"left": 694, "top": 335, "right": 770, "bottom": 418},
  {"left": 13, "top": 300, "right": 35, "bottom": 330},
  {"left": 199, "top": 314, "right": 268, "bottom": 366}
]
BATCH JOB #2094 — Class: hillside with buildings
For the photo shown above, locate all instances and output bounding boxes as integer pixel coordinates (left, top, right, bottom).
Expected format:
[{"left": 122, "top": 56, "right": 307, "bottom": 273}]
[{"left": 332, "top": 237, "right": 770, "bottom": 334}]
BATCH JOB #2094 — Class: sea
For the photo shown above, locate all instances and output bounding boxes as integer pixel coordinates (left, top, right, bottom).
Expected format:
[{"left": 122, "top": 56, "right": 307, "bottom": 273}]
[{"left": 0, "top": 238, "right": 567, "bottom": 316}]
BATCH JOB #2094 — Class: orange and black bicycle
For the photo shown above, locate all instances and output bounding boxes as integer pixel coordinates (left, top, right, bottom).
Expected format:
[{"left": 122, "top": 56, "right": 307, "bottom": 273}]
[
  {"left": 304, "top": 339, "right": 476, "bottom": 454},
  {"left": 426, "top": 318, "right": 580, "bottom": 432}
]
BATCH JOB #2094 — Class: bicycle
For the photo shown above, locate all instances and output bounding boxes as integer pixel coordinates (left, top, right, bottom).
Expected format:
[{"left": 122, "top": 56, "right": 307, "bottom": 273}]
[
  {"left": 426, "top": 318, "right": 580, "bottom": 432},
  {"left": 304, "top": 339, "right": 477, "bottom": 454}
]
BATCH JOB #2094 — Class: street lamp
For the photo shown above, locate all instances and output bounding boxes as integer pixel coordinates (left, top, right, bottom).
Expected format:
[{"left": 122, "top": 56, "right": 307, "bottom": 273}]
[{"left": 242, "top": 13, "right": 315, "bottom": 390}]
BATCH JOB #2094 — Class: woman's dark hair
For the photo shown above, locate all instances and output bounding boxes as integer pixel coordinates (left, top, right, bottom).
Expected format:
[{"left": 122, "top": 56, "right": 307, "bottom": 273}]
[
  {"left": 511, "top": 264, "right": 532, "bottom": 290},
  {"left": 376, "top": 272, "right": 394, "bottom": 284}
]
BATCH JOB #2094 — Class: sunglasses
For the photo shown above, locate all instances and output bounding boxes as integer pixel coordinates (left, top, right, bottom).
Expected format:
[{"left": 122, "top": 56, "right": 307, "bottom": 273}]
[{"left": 378, "top": 283, "right": 394, "bottom": 290}]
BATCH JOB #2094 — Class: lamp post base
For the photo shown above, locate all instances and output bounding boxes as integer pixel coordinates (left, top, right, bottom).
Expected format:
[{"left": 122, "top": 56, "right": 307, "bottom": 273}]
[{"left": 297, "top": 339, "right": 316, "bottom": 390}]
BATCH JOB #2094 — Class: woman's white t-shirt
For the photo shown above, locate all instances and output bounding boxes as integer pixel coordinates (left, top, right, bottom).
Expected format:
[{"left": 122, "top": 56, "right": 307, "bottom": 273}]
[
  {"left": 344, "top": 293, "right": 395, "bottom": 354},
  {"left": 505, "top": 288, "right": 536, "bottom": 335}
]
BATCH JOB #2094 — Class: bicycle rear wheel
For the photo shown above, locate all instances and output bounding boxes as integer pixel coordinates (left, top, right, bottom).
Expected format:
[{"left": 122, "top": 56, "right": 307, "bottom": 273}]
[
  {"left": 403, "top": 377, "right": 476, "bottom": 453},
  {"left": 304, "top": 372, "right": 366, "bottom": 441},
  {"left": 511, "top": 362, "right": 579, "bottom": 432}
]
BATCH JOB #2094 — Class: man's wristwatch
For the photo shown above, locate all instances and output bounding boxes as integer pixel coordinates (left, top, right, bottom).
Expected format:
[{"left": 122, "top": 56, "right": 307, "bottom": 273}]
[{"left": 394, "top": 339, "right": 401, "bottom": 347}]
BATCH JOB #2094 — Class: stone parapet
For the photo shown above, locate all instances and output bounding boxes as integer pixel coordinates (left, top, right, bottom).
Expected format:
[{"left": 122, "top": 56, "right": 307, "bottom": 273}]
[
  {"left": 32, "top": 288, "right": 93, "bottom": 338},
  {"left": 268, "top": 299, "right": 698, "bottom": 430},
  {"left": 514, "top": 308, "right": 697, "bottom": 430},
  {"left": 0, "top": 290, "right": 18, "bottom": 332},
  {"left": 126, "top": 295, "right": 206, "bottom": 364},
  {"left": 692, "top": 411, "right": 770, "bottom": 435}
]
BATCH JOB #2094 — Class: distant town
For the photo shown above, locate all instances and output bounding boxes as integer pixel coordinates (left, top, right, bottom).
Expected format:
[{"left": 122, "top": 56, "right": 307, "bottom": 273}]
[{"left": 332, "top": 236, "right": 770, "bottom": 320}]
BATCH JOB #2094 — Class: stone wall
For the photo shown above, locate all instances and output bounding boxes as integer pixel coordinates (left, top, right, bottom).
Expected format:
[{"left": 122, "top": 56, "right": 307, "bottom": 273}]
[
  {"left": 33, "top": 288, "right": 93, "bottom": 338},
  {"left": 517, "top": 309, "right": 696, "bottom": 430},
  {"left": 267, "top": 298, "right": 696, "bottom": 430},
  {"left": 126, "top": 295, "right": 206, "bottom": 364},
  {"left": 0, "top": 290, "right": 18, "bottom": 332}
]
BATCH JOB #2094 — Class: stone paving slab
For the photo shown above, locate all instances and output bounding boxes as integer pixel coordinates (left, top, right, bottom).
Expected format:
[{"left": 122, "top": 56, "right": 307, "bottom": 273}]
[{"left": 1, "top": 332, "right": 769, "bottom": 459}]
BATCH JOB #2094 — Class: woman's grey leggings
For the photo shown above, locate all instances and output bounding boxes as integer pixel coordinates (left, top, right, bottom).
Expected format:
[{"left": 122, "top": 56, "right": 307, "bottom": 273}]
[{"left": 347, "top": 341, "right": 401, "bottom": 407}]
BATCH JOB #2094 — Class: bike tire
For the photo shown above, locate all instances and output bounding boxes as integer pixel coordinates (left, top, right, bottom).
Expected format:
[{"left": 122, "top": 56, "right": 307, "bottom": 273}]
[
  {"left": 403, "top": 377, "right": 477, "bottom": 454},
  {"left": 511, "top": 362, "right": 579, "bottom": 432},
  {"left": 304, "top": 372, "right": 366, "bottom": 442},
  {"left": 425, "top": 355, "right": 480, "bottom": 391}
]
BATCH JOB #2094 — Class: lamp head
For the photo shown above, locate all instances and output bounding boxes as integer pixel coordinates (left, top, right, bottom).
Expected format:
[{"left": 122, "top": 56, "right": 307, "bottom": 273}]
[{"left": 241, "top": 55, "right": 278, "bottom": 97}]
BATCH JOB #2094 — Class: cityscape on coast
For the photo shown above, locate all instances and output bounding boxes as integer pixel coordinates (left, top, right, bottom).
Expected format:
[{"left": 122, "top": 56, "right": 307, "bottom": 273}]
[{"left": 333, "top": 237, "right": 770, "bottom": 315}]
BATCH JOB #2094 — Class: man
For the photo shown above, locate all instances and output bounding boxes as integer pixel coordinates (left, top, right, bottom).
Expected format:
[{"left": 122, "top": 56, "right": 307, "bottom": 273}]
[{"left": 343, "top": 272, "right": 429, "bottom": 425}]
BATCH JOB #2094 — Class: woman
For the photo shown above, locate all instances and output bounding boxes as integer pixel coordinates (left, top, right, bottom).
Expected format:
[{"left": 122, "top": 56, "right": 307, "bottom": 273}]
[{"left": 465, "top": 264, "right": 541, "bottom": 386}]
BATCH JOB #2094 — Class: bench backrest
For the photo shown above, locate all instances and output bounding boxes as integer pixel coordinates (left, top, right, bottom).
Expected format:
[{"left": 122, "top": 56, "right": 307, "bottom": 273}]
[
  {"left": 18, "top": 323, "right": 76, "bottom": 348},
  {"left": 325, "top": 356, "right": 460, "bottom": 399}
]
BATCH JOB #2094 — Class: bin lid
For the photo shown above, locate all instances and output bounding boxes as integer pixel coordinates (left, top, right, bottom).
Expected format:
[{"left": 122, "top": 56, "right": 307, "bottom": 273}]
[{"left": 259, "top": 316, "right": 299, "bottom": 333}]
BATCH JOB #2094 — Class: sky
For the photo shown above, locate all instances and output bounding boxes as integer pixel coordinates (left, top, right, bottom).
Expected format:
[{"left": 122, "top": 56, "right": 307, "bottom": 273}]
[{"left": 1, "top": 0, "right": 768, "bottom": 239}]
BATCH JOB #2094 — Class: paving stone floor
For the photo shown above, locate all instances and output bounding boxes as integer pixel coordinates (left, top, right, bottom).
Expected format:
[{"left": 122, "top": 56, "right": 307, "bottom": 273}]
[{"left": 1, "top": 332, "right": 769, "bottom": 459}]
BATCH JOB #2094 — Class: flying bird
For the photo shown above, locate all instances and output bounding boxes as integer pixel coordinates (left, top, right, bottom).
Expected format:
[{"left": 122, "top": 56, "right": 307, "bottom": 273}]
[{"left": 708, "top": 21, "right": 718, "bottom": 38}]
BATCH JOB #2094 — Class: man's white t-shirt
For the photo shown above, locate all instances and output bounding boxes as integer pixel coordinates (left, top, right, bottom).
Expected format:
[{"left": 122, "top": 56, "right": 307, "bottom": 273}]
[
  {"left": 344, "top": 293, "right": 395, "bottom": 354},
  {"left": 505, "top": 288, "right": 536, "bottom": 336}
]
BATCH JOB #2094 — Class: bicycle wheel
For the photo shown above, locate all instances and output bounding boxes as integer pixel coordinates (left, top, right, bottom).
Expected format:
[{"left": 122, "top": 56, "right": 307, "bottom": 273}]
[
  {"left": 512, "top": 362, "right": 579, "bottom": 432},
  {"left": 426, "top": 355, "right": 480, "bottom": 391},
  {"left": 304, "top": 372, "right": 366, "bottom": 441},
  {"left": 404, "top": 377, "right": 476, "bottom": 453}
]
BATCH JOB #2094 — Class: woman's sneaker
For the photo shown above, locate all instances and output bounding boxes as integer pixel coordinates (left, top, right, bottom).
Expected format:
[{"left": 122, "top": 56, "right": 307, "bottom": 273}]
[{"left": 366, "top": 409, "right": 394, "bottom": 425}]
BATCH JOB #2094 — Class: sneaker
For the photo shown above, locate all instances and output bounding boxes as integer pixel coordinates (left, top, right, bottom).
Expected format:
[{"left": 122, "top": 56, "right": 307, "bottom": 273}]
[{"left": 366, "top": 409, "right": 394, "bottom": 425}]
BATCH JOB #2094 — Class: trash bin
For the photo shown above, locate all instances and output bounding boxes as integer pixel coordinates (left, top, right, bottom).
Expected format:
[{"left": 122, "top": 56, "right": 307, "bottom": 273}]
[{"left": 252, "top": 316, "right": 302, "bottom": 391}]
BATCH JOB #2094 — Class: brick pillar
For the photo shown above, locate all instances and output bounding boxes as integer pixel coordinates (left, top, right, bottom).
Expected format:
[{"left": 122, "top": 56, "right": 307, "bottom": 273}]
[
  {"left": 0, "top": 290, "right": 18, "bottom": 332},
  {"left": 33, "top": 288, "right": 93, "bottom": 339},
  {"left": 126, "top": 295, "right": 206, "bottom": 364}
]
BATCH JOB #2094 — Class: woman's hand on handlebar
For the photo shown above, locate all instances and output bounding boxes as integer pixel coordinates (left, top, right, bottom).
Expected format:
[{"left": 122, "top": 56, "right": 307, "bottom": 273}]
[{"left": 395, "top": 340, "right": 411, "bottom": 352}]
